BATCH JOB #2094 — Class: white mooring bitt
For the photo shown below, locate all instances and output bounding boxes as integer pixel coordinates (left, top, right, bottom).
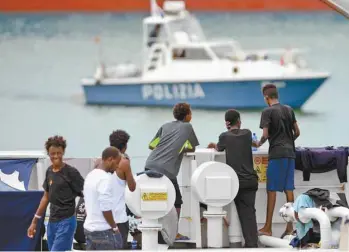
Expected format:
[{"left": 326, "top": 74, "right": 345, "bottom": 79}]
[
  {"left": 191, "top": 161, "right": 239, "bottom": 248},
  {"left": 125, "top": 171, "right": 176, "bottom": 250}
]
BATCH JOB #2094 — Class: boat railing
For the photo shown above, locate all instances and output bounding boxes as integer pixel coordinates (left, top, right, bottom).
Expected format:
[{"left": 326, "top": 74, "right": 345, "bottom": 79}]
[
  {"left": 243, "top": 48, "right": 309, "bottom": 66},
  {"left": 2, "top": 149, "right": 348, "bottom": 248},
  {"left": 281, "top": 50, "right": 308, "bottom": 69}
]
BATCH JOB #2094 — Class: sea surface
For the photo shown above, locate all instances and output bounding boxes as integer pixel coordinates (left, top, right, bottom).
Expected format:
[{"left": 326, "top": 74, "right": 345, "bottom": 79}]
[{"left": 0, "top": 12, "right": 348, "bottom": 172}]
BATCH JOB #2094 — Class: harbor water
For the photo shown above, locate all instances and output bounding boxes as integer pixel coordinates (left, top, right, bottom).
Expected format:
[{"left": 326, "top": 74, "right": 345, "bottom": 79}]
[{"left": 0, "top": 12, "right": 348, "bottom": 173}]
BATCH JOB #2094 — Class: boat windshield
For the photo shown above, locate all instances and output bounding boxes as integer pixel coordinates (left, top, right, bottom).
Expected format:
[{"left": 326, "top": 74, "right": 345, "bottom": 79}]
[
  {"left": 210, "top": 42, "right": 244, "bottom": 60},
  {"left": 166, "top": 13, "right": 206, "bottom": 43}
]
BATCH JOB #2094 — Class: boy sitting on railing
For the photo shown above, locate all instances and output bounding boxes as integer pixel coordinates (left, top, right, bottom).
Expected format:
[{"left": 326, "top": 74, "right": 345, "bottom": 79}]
[{"left": 145, "top": 102, "right": 200, "bottom": 241}]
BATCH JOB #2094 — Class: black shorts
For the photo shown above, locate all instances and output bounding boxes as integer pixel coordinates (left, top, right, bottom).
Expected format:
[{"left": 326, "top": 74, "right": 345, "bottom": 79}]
[{"left": 145, "top": 168, "right": 183, "bottom": 208}]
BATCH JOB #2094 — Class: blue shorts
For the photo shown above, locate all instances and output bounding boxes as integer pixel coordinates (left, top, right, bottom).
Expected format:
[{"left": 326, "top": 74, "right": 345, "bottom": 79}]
[
  {"left": 47, "top": 215, "right": 77, "bottom": 251},
  {"left": 267, "top": 158, "right": 295, "bottom": 192}
]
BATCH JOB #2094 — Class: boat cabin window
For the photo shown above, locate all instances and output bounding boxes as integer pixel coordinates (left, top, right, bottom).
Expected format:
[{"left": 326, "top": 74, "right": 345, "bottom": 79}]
[
  {"left": 172, "top": 47, "right": 211, "bottom": 60},
  {"left": 210, "top": 44, "right": 234, "bottom": 59},
  {"left": 210, "top": 43, "right": 245, "bottom": 61},
  {"left": 167, "top": 16, "right": 205, "bottom": 43}
]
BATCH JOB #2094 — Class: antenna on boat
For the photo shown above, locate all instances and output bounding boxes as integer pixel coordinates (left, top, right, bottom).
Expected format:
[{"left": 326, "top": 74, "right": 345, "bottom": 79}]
[
  {"left": 150, "top": 0, "right": 165, "bottom": 17},
  {"left": 319, "top": 0, "right": 349, "bottom": 19},
  {"left": 93, "top": 35, "right": 105, "bottom": 84},
  {"left": 94, "top": 35, "right": 103, "bottom": 64}
]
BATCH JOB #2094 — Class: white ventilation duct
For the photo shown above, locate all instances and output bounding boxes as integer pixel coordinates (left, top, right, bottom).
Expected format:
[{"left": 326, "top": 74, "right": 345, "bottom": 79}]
[
  {"left": 326, "top": 206, "right": 349, "bottom": 221},
  {"left": 279, "top": 202, "right": 332, "bottom": 249},
  {"left": 298, "top": 207, "right": 332, "bottom": 249},
  {"left": 258, "top": 235, "right": 292, "bottom": 248}
]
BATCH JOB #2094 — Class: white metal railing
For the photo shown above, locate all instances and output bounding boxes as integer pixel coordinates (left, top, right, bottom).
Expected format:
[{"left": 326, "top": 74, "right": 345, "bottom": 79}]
[{"left": 1, "top": 150, "right": 348, "bottom": 249}]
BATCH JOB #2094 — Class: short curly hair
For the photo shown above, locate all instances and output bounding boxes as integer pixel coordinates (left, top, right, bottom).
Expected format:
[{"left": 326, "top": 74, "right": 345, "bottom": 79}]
[
  {"left": 45, "top": 135, "right": 67, "bottom": 153},
  {"left": 109, "top": 130, "right": 130, "bottom": 150},
  {"left": 173, "top": 103, "right": 191, "bottom": 121}
]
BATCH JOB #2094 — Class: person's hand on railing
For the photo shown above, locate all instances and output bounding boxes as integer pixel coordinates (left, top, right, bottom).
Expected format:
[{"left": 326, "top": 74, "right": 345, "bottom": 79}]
[
  {"left": 207, "top": 142, "right": 216, "bottom": 149},
  {"left": 93, "top": 158, "right": 102, "bottom": 168},
  {"left": 223, "top": 216, "right": 230, "bottom": 227}
]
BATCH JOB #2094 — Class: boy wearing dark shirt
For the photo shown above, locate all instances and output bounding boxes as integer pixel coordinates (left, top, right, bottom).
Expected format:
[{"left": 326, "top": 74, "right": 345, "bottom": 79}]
[
  {"left": 208, "top": 109, "right": 259, "bottom": 248},
  {"left": 28, "top": 136, "right": 84, "bottom": 251},
  {"left": 257, "top": 84, "right": 300, "bottom": 237}
]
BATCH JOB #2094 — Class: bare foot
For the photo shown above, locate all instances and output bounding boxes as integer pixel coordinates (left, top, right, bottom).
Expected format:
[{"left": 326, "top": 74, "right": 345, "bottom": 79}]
[
  {"left": 281, "top": 225, "right": 294, "bottom": 238},
  {"left": 281, "top": 230, "right": 294, "bottom": 239},
  {"left": 258, "top": 228, "right": 272, "bottom": 236},
  {"left": 283, "top": 222, "right": 294, "bottom": 235}
]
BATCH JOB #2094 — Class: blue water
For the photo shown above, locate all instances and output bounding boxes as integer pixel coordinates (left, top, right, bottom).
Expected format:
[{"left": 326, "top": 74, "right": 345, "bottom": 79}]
[{"left": 0, "top": 12, "right": 348, "bottom": 172}]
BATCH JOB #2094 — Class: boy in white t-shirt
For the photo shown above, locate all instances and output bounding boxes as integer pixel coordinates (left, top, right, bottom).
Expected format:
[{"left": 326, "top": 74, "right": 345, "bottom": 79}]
[{"left": 83, "top": 147, "right": 122, "bottom": 250}]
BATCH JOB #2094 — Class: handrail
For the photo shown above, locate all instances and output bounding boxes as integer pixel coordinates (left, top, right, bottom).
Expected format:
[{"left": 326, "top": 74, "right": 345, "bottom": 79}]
[{"left": 143, "top": 43, "right": 168, "bottom": 73}]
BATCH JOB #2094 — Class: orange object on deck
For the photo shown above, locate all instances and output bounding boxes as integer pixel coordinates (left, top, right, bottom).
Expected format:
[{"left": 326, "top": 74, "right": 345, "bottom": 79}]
[{"left": 0, "top": 0, "right": 331, "bottom": 12}]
